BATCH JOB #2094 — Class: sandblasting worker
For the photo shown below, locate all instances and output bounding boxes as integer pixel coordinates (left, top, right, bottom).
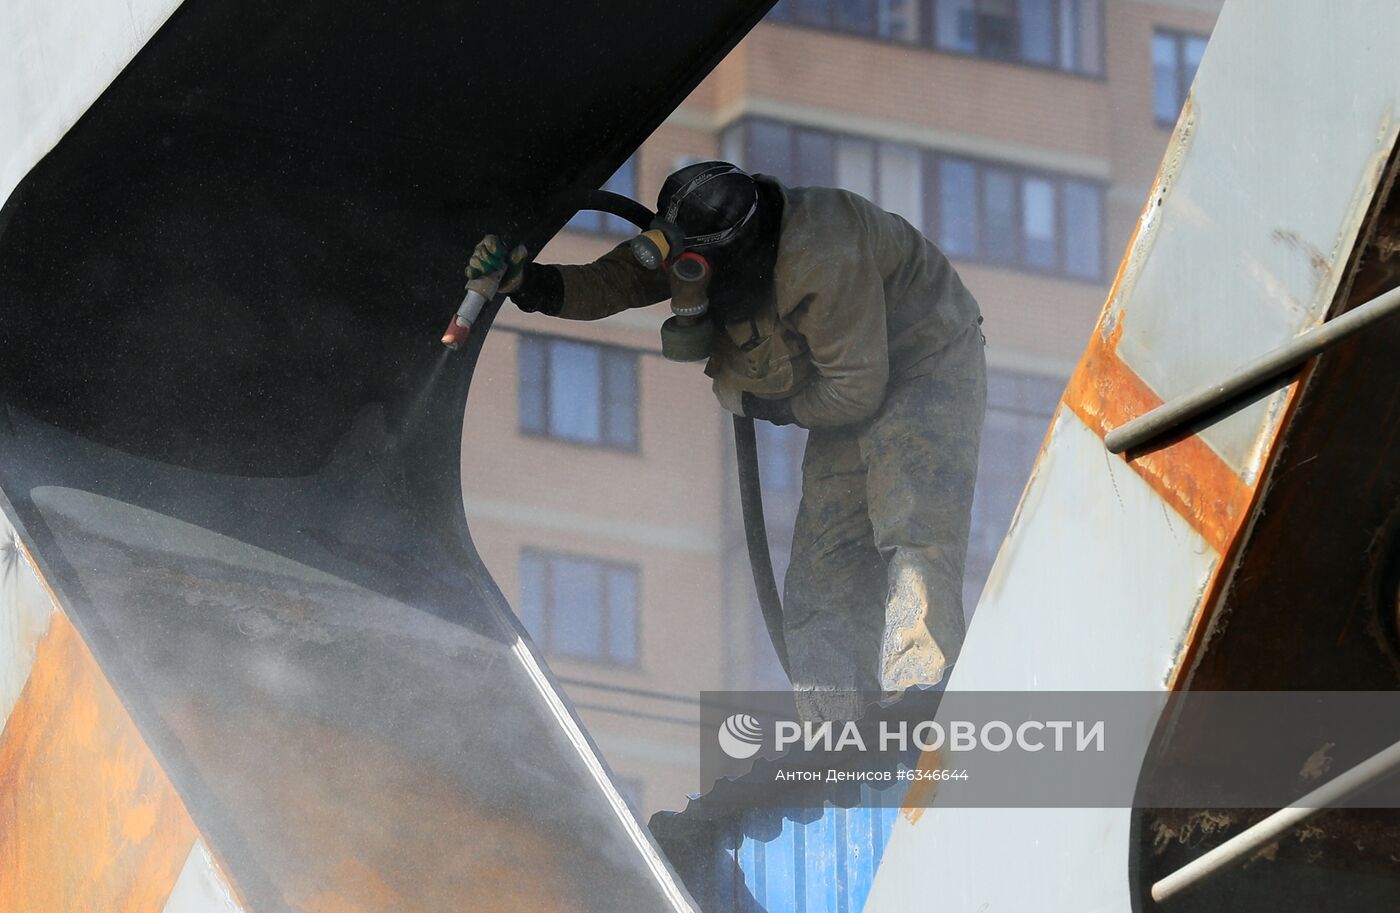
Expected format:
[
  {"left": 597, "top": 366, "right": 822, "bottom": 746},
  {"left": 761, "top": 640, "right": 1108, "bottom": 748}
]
[{"left": 469, "top": 161, "right": 985, "bottom": 712}]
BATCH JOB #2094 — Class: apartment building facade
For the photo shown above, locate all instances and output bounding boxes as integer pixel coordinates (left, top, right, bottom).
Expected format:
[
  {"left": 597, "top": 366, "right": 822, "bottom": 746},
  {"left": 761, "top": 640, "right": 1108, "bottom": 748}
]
[{"left": 461, "top": 0, "right": 1222, "bottom": 817}]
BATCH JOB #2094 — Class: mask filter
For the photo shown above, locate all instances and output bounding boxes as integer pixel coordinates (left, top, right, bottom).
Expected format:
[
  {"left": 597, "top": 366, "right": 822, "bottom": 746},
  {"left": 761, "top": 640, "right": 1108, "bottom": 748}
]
[
  {"left": 660, "top": 252, "right": 716, "bottom": 362},
  {"left": 630, "top": 218, "right": 685, "bottom": 270}
]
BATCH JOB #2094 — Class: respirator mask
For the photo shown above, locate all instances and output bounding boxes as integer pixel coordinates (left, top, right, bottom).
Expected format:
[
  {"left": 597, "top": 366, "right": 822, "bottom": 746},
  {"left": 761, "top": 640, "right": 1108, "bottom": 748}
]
[{"left": 627, "top": 163, "right": 760, "bottom": 362}]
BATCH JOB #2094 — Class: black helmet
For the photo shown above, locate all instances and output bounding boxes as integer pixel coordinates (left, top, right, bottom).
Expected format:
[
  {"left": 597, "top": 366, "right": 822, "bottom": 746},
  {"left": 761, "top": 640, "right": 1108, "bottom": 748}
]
[{"left": 656, "top": 161, "right": 760, "bottom": 253}]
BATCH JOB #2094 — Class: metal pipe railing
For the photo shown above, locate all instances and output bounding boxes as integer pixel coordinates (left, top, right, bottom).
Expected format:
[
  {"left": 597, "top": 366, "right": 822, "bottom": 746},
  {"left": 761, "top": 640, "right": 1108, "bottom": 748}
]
[
  {"left": 1106, "top": 285, "right": 1400, "bottom": 454},
  {"left": 1151, "top": 738, "right": 1400, "bottom": 904}
]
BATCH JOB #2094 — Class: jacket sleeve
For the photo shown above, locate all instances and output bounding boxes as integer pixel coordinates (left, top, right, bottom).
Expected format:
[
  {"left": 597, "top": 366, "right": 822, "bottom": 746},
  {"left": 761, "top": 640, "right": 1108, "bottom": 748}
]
[
  {"left": 552, "top": 242, "right": 672, "bottom": 320},
  {"left": 785, "top": 239, "right": 891, "bottom": 428}
]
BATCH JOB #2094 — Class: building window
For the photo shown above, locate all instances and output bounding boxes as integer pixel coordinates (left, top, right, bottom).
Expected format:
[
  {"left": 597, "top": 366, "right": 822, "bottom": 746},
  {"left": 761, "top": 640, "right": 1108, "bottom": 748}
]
[
  {"left": 878, "top": 0, "right": 921, "bottom": 41},
  {"left": 770, "top": 0, "right": 1102, "bottom": 75},
  {"left": 934, "top": 0, "right": 976, "bottom": 52},
  {"left": 567, "top": 154, "right": 639, "bottom": 235},
  {"left": 982, "top": 167, "right": 1020, "bottom": 264},
  {"left": 1062, "top": 179, "right": 1103, "bottom": 280},
  {"left": 518, "top": 549, "right": 640, "bottom": 665},
  {"left": 1021, "top": 176, "right": 1058, "bottom": 269},
  {"left": 934, "top": 0, "right": 1103, "bottom": 73},
  {"left": 978, "top": 0, "right": 1018, "bottom": 60},
  {"left": 722, "top": 119, "right": 1105, "bottom": 281},
  {"left": 518, "top": 335, "right": 639, "bottom": 450},
  {"left": 728, "top": 119, "right": 926, "bottom": 227},
  {"left": 772, "top": 0, "right": 878, "bottom": 37},
  {"left": 1152, "top": 29, "right": 1209, "bottom": 125},
  {"left": 938, "top": 158, "right": 979, "bottom": 257},
  {"left": 1017, "top": 0, "right": 1055, "bottom": 65},
  {"left": 879, "top": 143, "right": 925, "bottom": 230},
  {"left": 940, "top": 154, "right": 1104, "bottom": 280}
]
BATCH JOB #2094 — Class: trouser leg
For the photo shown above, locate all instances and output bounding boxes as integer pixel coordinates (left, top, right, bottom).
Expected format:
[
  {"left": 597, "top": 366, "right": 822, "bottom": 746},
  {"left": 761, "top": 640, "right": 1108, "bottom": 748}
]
[
  {"left": 862, "top": 321, "right": 986, "bottom": 691},
  {"left": 782, "top": 426, "right": 886, "bottom": 719}
]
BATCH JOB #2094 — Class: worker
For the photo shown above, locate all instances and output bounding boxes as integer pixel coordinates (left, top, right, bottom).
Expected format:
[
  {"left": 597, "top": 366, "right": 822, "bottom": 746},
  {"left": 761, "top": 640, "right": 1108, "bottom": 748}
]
[{"left": 469, "top": 161, "right": 985, "bottom": 718}]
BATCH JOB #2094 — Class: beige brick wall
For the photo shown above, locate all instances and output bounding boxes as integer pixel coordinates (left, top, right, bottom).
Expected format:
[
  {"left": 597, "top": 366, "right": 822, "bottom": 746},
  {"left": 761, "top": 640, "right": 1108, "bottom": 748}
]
[
  {"left": 959, "top": 263, "right": 1106, "bottom": 372},
  {"left": 732, "top": 24, "right": 1113, "bottom": 161}
]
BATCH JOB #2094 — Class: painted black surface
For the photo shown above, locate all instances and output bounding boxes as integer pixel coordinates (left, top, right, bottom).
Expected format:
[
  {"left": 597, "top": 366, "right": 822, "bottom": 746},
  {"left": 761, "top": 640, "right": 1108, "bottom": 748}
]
[
  {"left": 0, "top": 2, "right": 773, "bottom": 910},
  {"left": 0, "top": 0, "right": 765, "bottom": 476}
]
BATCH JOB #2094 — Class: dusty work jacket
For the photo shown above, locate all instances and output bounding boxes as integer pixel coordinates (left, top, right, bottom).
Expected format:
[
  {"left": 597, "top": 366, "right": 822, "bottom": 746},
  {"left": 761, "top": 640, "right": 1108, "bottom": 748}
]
[{"left": 551, "top": 177, "right": 982, "bottom": 429}]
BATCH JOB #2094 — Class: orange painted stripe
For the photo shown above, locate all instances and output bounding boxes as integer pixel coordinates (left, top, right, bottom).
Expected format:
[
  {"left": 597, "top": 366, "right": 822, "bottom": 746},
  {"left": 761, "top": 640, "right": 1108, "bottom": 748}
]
[
  {"left": 899, "top": 749, "right": 942, "bottom": 825},
  {"left": 1064, "top": 321, "right": 1256, "bottom": 557},
  {"left": 1164, "top": 366, "right": 1307, "bottom": 692},
  {"left": 1057, "top": 92, "right": 1255, "bottom": 557},
  {"left": 0, "top": 612, "right": 198, "bottom": 912}
]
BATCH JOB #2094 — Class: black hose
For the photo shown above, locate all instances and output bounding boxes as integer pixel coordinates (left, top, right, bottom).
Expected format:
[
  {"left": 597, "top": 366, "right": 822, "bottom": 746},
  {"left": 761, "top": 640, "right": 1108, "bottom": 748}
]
[
  {"left": 579, "top": 189, "right": 654, "bottom": 231},
  {"left": 574, "top": 189, "right": 790, "bottom": 677},
  {"left": 732, "top": 415, "right": 791, "bottom": 678}
]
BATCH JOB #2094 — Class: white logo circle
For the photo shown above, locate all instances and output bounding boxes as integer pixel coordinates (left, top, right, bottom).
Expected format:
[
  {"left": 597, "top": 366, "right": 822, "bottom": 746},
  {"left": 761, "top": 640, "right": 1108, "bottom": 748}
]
[{"left": 717, "top": 713, "right": 764, "bottom": 759}]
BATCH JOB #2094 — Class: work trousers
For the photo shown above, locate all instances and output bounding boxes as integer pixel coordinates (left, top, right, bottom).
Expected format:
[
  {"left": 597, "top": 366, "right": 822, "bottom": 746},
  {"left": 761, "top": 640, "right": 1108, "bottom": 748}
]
[{"left": 782, "top": 319, "right": 986, "bottom": 720}]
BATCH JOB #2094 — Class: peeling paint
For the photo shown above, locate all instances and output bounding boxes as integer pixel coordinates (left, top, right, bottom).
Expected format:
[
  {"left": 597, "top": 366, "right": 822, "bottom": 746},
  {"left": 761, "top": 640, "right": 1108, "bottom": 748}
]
[
  {"left": 1295, "top": 823, "right": 1327, "bottom": 843},
  {"left": 1298, "top": 742, "right": 1336, "bottom": 781},
  {"left": 1150, "top": 809, "right": 1235, "bottom": 853},
  {"left": 1271, "top": 228, "right": 1332, "bottom": 280},
  {"left": 898, "top": 749, "right": 943, "bottom": 824}
]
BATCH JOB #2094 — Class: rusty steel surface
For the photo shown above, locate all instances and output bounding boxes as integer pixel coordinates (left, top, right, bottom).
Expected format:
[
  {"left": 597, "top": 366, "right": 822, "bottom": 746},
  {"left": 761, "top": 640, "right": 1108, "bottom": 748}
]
[
  {"left": 1, "top": 503, "right": 248, "bottom": 910},
  {"left": 3, "top": 503, "right": 204, "bottom": 909},
  {"left": 0, "top": 1, "right": 773, "bottom": 910},
  {"left": 0, "top": 603, "right": 201, "bottom": 911}
]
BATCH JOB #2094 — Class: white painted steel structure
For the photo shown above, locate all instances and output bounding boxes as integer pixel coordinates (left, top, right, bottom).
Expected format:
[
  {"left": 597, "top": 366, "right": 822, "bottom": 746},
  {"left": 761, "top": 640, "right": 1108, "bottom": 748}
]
[
  {"left": 866, "top": 1, "right": 1400, "bottom": 909},
  {"left": 2, "top": 0, "right": 183, "bottom": 206}
]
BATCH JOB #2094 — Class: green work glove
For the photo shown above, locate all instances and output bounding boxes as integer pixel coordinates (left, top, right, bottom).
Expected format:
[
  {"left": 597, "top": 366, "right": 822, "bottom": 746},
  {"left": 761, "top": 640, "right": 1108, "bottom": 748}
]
[{"left": 467, "top": 234, "right": 528, "bottom": 294}]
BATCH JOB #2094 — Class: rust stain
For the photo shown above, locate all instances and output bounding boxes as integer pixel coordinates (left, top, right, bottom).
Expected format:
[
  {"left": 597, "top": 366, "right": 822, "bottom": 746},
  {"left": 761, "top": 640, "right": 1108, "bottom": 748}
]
[
  {"left": 1271, "top": 228, "right": 1332, "bottom": 279},
  {"left": 898, "top": 749, "right": 942, "bottom": 824},
  {"left": 1064, "top": 320, "right": 1255, "bottom": 556},
  {"left": 1164, "top": 356, "right": 1312, "bottom": 692},
  {"left": 304, "top": 858, "right": 404, "bottom": 913},
  {"left": 165, "top": 699, "right": 592, "bottom": 913},
  {"left": 0, "top": 612, "right": 198, "bottom": 912},
  {"left": 122, "top": 797, "right": 160, "bottom": 844},
  {"left": 1149, "top": 809, "right": 1235, "bottom": 854}
]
